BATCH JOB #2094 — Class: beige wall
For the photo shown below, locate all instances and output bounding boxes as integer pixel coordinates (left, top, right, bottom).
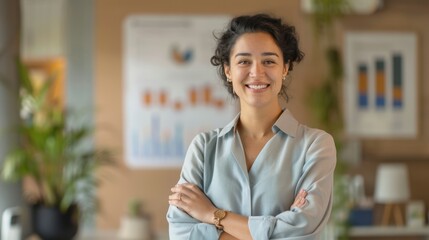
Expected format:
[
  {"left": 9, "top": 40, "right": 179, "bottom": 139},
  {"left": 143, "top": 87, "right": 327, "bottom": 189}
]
[{"left": 94, "top": 0, "right": 429, "bottom": 233}]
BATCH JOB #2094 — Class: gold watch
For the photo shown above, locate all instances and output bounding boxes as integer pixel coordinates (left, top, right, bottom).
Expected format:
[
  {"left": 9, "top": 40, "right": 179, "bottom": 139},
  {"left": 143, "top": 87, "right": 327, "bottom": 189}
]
[{"left": 213, "top": 209, "right": 227, "bottom": 230}]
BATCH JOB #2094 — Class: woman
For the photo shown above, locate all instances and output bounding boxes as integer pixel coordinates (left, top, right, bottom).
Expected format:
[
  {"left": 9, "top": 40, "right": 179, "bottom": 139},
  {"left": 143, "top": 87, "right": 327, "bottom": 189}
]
[{"left": 167, "top": 13, "right": 336, "bottom": 240}]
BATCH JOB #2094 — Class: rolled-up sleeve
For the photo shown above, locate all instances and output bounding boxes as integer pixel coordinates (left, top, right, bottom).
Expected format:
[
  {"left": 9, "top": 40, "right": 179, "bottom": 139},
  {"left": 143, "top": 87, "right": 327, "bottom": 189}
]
[
  {"left": 248, "top": 132, "right": 336, "bottom": 240},
  {"left": 166, "top": 133, "right": 220, "bottom": 240}
]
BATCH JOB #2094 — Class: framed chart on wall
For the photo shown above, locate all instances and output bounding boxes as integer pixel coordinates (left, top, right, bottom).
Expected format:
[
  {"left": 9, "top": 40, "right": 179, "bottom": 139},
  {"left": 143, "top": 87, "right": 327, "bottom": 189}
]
[
  {"left": 123, "top": 15, "right": 236, "bottom": 168},
  {"left": 344, "top": 32, "right": 418, "bottom": 138}
]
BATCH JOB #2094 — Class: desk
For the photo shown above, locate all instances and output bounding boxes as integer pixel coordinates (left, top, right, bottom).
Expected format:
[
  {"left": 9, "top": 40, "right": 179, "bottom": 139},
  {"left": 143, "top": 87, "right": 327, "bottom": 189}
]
[{"left": 350, "top": 226, "right": 429, "bottom": 240}]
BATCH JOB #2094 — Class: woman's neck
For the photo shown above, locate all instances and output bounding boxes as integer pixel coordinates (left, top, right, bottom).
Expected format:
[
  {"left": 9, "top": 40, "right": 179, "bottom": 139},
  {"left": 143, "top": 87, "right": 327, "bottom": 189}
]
[{"left": 238, "top": 104, "right": 283, "bottom": 139}]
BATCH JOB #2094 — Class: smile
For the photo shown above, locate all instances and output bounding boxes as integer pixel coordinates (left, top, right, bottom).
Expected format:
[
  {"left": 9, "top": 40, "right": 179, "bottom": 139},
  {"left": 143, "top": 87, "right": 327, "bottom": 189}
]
[{"left": 246, "top": 84, "right": 269, "bottom": 89}]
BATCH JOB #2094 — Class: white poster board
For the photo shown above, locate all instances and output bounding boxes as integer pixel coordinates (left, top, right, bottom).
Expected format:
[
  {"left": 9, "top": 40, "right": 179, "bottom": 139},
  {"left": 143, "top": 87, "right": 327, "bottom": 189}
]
[
  {"left": 123, "top": 15, "right": 235, "bottom": 168},
  {"left": 344, "top": 32, "right": 417, "bottom": 138}
]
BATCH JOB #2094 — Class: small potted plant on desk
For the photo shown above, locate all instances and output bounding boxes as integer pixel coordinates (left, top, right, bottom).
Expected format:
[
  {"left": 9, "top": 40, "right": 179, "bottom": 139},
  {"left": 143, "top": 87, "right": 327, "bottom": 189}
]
[
  {"left": 0, "top": 62, "right": 114, "bottom": 240},
  {"left": 118, "top": 198, "right": 152, "bottom": 240}
]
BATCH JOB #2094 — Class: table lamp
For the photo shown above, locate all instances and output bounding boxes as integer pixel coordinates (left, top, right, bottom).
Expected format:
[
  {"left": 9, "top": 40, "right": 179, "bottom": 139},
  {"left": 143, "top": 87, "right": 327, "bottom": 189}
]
[{"left": 374, "top": 163, "right": 410, "bottom": 226}]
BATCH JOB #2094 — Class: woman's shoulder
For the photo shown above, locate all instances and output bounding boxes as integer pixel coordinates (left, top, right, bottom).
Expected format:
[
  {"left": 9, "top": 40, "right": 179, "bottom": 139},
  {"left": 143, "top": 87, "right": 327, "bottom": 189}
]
[
  {"left": 297, "top": 123, "right": 334, "bottom": 143},
  {"left": 191, "top": 127, "right": 229, "bottom": 144}
]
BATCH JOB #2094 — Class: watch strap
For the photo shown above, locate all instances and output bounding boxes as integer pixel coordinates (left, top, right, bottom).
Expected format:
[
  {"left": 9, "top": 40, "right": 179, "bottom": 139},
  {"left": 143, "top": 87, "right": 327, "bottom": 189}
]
[{"left": 213, "top": 209, "right": 227, "bottom": 230}]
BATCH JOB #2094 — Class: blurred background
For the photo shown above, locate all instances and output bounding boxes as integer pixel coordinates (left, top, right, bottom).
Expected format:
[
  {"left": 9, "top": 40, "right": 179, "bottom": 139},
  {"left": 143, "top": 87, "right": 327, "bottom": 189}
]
[{"left": 1, "top": 0, "right": 429, "bottom": 240}]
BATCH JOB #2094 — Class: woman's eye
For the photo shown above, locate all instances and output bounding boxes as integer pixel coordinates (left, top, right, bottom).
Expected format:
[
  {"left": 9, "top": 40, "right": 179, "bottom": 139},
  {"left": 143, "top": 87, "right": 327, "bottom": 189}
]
[
  {"left": 263, "top": 60, "right": 276, "bottom": 65},
  {"left": 238, "top": 60, "right": 250, "bottom": 65}
]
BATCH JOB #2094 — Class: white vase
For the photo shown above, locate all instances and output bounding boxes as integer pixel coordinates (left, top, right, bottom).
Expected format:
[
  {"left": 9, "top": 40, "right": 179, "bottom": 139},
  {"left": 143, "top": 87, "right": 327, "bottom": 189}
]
[{"left": 118, "top": 216, "right": 151, "bottom": 240}]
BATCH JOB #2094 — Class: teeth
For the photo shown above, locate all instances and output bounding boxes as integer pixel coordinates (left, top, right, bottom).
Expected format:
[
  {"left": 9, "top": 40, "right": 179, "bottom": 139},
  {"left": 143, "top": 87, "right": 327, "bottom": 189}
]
[{"left": 248, "top": 84, "right": 268, "bottom": 89}]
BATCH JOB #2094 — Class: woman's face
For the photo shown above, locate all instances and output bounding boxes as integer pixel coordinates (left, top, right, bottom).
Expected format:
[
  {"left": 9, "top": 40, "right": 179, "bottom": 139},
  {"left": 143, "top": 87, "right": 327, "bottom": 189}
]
[{"left": 224, "top": 32, "right": 288, "bottom": 109}]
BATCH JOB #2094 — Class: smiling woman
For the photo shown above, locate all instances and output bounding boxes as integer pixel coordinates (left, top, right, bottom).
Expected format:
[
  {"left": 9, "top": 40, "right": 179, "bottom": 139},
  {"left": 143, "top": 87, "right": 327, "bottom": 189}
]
[
  {"left": 224, "top": 32, "right": 287, "bottom": 110},
  {"left": 167, "top": 13, "right": 336, "bottom": 240}
]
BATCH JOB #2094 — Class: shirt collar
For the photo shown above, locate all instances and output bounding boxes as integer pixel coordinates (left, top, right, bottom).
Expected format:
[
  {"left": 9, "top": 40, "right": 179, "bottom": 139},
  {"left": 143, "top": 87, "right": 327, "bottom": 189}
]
[
  {"left": 218, "top": 112, "right": 240, "bottom": 137},
  {"left": 272, "top": 109, "right": 298, "bottom": 138},
  {"left": 218, "top": 109, "right": 298, "bottom": 138}
]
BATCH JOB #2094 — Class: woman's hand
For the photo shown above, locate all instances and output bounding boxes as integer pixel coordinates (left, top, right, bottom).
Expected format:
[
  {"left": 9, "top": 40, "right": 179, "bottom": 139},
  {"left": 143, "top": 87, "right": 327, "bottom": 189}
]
[
  {"left": 169, "top": 183, "right": 217, "bottom": 224},
  {"left": 291, "top": 189, "right": 308, "bottom": 209}
]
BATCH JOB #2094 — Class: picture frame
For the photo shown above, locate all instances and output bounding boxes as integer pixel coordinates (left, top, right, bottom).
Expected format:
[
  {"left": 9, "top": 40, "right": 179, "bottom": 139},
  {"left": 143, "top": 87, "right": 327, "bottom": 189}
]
[
  {"left": 406, "top": 200, "right": 425, "bottom": 227},
  {"left": 344, "top": 32, "right": 418, "bottom": 138},
  {"left": 123, "top": 15, "right": 236, "bottom": 168}
]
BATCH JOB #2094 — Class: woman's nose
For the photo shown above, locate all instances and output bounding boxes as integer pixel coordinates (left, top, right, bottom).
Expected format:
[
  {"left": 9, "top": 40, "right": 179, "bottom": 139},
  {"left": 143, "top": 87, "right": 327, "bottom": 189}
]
[{"left": 249, "top": 62, "right": 264, "bottom": 78}]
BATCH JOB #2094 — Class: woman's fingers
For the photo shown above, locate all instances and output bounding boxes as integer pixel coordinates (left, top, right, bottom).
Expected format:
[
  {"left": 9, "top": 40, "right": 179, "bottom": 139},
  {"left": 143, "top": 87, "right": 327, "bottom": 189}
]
[
  {"left": 291, "top": 189, "right": 308, "bottom": 209},
  {"left": 168, "top": 183, "right": 217, "bottom": 223},
  {"left": 170, "top": 183, "right": 204, "bottom": 204},
  {"left": 169, "top": 189, "right": 188, "bottom": 212},
  {"left": 168, "top": 192, "right": 183, "bottom": 201},
  {"left": 171, "top": 183, "right": 197, "bottom": 196},
  {"left": 168, "top": 183, "right": 199, "bottom": 210},
  {"left": 298, "top": 189, "right": 307, "bottom": 197}
]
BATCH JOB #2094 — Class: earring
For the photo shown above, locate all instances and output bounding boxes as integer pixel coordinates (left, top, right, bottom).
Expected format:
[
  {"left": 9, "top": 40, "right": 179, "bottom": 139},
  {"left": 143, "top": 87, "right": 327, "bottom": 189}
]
[
  {"left": 282, "top": 75, "right": 286, "bottom": 81},
  {"left": 227, "top": 78, "right": 232, "bottom": 83}
]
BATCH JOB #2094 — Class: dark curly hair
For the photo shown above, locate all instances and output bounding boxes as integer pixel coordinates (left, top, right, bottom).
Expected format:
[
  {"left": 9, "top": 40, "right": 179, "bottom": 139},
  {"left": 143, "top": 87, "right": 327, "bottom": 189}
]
[{"left": 210, "top": 14, "right": 304, "bottom": 101}]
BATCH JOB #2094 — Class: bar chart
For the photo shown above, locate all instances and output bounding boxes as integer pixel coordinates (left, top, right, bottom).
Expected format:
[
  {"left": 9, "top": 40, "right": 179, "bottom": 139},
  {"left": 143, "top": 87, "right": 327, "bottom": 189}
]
[
  {"left": 123, "top": 15, "right": 234, "bottom": 167},
  {"left": 345, "top": 32, "right": 417, "bottom": 138}
]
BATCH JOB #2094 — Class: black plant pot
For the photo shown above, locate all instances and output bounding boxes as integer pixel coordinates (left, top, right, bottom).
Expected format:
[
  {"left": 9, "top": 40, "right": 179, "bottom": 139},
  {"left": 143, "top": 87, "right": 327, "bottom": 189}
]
[{"left": 32, "top": 204, "right": 79, "bottom": 240}]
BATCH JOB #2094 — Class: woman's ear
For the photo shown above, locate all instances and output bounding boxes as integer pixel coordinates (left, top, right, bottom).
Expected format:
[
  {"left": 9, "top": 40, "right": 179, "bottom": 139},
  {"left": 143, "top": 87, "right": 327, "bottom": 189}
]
[
  {"left": 224, "top": 64, "right": 231, "bottom": 79},
  {"left": 283, "top": 64, "right": 289, "bottom": 76}
]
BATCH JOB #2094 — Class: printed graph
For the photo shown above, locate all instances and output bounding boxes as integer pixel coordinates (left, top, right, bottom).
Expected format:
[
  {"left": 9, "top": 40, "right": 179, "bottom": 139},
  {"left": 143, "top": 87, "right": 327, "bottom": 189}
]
[
  {"left": 356, "top": 54, "right": 403, "bottom": 110},
  {"left": 132, "top": 85, "right": 228, "bottom": 161},
  {"left": 345, "top": 32, "right": 417, "bottom": 138},
  {"left": 141, "top": 85, "right": 226, "bottom": 111},
  {"left": 123, "top": 15, "right": 234, "bottom": 168}
]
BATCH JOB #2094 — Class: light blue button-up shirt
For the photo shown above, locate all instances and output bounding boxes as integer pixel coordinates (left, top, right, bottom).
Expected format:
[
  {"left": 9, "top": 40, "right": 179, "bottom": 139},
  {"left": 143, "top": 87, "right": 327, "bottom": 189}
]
[{"left": 167, "top": 109, "right": 336, "bottom": 240}]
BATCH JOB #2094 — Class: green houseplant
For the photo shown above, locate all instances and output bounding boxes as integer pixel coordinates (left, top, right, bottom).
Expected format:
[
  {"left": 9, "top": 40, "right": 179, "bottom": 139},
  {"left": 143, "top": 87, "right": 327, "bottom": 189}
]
[
  {"left": 0, "top": 62, "right": 114, "bottom": 239},
  {"left": 306, "top": 0, "right": 352, "bottom": 239}
]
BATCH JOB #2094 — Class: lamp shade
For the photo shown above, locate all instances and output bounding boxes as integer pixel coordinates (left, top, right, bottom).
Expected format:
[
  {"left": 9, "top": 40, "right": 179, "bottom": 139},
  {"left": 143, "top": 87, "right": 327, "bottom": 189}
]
[{"left": 374, "top": 163, "right": 410, "bottom": 203}]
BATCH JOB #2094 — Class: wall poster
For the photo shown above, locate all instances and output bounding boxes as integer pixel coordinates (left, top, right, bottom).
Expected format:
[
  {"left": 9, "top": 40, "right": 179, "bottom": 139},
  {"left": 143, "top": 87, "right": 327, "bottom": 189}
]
[
  {"left": 344, "top": 32, "right": 417, "bottom": 138},
  {"left": 123, "top": 15, "right": 235, "bottom": 168}
]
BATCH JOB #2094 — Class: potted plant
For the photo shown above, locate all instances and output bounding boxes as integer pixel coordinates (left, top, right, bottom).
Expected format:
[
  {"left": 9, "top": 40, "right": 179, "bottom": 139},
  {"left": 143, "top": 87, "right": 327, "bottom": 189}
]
[
  {"left": 118, "top": 198, "right": 152, "bottom": 240},
  {"left": 306, "top": 0, "right": 352, "bottom": 239},
  {"left": 0, "top": 62, "right": 114, "bottom": 240}
]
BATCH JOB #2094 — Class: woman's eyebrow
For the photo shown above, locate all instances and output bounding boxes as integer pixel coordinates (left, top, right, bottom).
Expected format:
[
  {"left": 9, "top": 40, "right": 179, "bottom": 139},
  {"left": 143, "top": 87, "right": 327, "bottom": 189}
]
[
  {"left": 234, "top": 52, "right": 279, "bottom": 58},
  {"left": 234, "top": 52, "right": 251, "bottom": 58},
  {"left": 261, "top": 52, "right": 279, "bottom": 57}
]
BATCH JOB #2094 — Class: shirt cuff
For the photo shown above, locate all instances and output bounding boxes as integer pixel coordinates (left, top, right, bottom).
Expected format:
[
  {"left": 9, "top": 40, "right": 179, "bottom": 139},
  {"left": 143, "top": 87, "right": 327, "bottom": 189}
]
[
  {"left": 189, "top": 223, "right": 220, "bottom": 240},
  {"left": 248, "top": 216, "right": 276, "bottom": 240}
]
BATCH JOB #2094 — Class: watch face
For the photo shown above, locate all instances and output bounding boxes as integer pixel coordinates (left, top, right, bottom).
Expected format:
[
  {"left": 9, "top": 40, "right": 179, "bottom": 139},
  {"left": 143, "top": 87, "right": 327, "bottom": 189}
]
[{"left": 215, "top": 210, "right": 226, "bottom": 219}]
